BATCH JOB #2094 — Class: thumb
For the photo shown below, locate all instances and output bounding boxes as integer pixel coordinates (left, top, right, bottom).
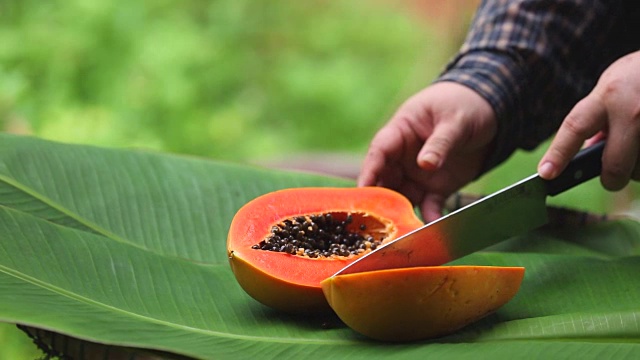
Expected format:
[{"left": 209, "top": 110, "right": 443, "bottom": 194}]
[{"left": 416, "top": 121, "right": 466, "bottom": 171}]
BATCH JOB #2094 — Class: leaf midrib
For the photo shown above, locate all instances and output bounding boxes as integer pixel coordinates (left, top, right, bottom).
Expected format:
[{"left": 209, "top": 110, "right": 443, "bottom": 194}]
[
  {"left": 0, "top": 263, "right": 358, "bottom": 346},
  {"left": 0, "top": 174, "right": 181, "bottom": 260}
]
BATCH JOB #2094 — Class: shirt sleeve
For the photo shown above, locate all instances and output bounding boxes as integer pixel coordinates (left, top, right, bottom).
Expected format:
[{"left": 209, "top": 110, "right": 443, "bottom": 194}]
[{"left": 437, "top": 0, "right": 626, "bottom": 172}]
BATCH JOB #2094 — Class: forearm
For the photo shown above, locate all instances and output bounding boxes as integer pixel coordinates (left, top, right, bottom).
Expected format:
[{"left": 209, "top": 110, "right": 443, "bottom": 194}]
[{"left": 437, "top": 0, "right": 623, "bottom": 172}]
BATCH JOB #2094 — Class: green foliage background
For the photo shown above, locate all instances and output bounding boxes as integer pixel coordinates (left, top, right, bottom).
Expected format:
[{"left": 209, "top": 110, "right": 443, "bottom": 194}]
[
  {"left": 0, "top": 1, "right": 636, "bottom": 358},
  {"left": 0, "top": 0, "right": 445, "bottom": 161}
]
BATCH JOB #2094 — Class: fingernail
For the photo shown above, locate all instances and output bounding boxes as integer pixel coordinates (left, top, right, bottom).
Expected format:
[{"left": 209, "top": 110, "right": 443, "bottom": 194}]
[
  {"left": 538, "top": 161, "right": 556, "bottom": 179},
  {"left": 420, "top": 152, "right": 440, "bottom": 170}
]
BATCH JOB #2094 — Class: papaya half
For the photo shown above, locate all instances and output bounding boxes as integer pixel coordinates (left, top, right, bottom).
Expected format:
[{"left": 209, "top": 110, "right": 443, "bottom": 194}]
[
  {"left": 227, "top": 187, "right": 426, "bottom": 313},
  {"left": 321, "top": 265, "right": 525, "bottom": 342}
]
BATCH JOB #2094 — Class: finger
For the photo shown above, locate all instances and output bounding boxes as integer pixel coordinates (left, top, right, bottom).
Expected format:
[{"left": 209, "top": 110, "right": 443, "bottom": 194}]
[
  {"left": 398, "top": 181, "right": 425, "bottom": 211},
  {"left": 358, "top": 126, "right": 403, "bottom": 187},
  {"left": 420, "top": 193, "right": 446, "bottom": 223},
  {"left": 599, "top": 122, "right": 640, "bottom": 191},
  {"left": 631, "top": 154, "right": 640, "bottom": 181},
  {"left": 357, "top": 147, "right": 385, "bottom": 187},
  {"left": 538, "top": 96, "right": 607, "bottom": 179},
  {"left": 584, "top": 131, "right": 608, "bottom": 148},
  {"left": 416, "top": 121, "right": 466, "bottom": 171}
]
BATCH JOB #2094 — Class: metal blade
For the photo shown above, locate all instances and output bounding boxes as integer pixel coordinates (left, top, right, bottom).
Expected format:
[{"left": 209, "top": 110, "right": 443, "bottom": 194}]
[{"left": 333, "top": 173, "right": 549, "bottom": 276}]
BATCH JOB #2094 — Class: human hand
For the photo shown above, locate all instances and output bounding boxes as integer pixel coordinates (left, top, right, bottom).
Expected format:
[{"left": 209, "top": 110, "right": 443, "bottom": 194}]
[
  {"left": 538, "top": 50, "right": 640, "bottom": 191},
  {"left": 358, "top": 82, "right": 497, "bottom": 222}
]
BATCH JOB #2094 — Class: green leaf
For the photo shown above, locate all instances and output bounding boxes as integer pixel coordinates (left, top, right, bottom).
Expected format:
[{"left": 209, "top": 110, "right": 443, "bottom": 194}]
[{"left": 1, "top": 134, "right": 640, "bottom": 359}]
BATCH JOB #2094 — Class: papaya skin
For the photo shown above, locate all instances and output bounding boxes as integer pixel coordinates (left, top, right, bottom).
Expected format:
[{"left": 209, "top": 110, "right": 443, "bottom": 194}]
[
  {"left": 228, "top": 252, "right": 334, "bottom": 313},
  {"left": 227, "top": 187, "right": 426, "bottom": 314},
  {"left": 321, "top": 266, "right": 525, "bottom": 342}
]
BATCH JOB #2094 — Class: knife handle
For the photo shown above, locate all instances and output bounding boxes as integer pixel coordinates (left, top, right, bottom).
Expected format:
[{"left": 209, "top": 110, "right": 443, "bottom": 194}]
[{"left": 545, "top": 141, "right": 605, "bottom": 196}]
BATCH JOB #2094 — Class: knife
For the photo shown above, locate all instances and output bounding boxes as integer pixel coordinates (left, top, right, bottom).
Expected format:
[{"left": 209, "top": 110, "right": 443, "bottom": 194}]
[{"left": 333, "top": 141, "right": 606, "bottom": 276}]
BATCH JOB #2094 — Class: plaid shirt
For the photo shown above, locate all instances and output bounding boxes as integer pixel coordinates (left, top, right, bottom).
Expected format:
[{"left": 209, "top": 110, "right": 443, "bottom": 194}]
[{"left": 438, "top": 0, "right": 640, "bottom": 172}]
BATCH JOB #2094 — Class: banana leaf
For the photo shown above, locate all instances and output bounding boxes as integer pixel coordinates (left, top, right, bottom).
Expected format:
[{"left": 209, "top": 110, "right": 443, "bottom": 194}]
[{"left": 0, "top": 134, "right": 639, "bottom": 359}]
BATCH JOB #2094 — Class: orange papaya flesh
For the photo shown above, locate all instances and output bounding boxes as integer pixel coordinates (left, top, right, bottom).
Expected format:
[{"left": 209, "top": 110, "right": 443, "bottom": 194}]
[
  {"left": 227, "top": 187, "right": 427, "bottom": 313},
  {"left": 321, "top": 265, "right": 525, "bottom": 342}
]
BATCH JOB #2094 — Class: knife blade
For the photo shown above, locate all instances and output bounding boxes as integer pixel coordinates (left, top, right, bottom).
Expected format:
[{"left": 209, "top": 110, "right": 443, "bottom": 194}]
[{"left": 333, "top": 141, "right": 605, "bottom": 276}]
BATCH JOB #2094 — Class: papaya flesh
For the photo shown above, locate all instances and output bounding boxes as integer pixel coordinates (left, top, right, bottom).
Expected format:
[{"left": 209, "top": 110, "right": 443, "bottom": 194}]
[
  {"left": 227, "top": 187, "right": 427, "bottom": 313},
  {"left": 321, "top": 265, "right": 525, "bottom": 342}
]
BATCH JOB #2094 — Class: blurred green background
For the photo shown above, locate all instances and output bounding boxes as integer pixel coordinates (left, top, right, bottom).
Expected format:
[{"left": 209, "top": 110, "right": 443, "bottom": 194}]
[
  {"left": 1, "top": 0, "right": 637, "bottom": 358},
  {"left": 0, "top": 0, "right": 454, "bottom": 161}
]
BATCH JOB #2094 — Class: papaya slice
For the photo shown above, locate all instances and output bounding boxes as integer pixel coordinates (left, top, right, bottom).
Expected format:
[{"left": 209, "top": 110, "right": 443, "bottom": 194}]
[
  {"left": 321, "top": 265, "right": 525, "bottom": 342},
  {"left": 227, "top": 187, "right": 427, "bottom": 313}
]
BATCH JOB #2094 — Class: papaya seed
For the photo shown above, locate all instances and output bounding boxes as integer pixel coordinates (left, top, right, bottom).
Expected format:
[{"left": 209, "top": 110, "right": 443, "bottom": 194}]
[{"left": 253, "top": 212, "right": 385, "bottom": 258}]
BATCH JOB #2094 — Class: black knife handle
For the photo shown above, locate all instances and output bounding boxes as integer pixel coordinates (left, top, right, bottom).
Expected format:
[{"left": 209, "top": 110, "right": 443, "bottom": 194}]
[{"left": 545, "top": 141, "right": 605, "bottom": 196}]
